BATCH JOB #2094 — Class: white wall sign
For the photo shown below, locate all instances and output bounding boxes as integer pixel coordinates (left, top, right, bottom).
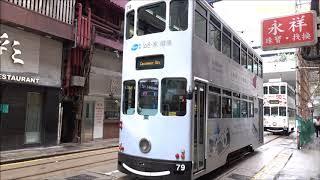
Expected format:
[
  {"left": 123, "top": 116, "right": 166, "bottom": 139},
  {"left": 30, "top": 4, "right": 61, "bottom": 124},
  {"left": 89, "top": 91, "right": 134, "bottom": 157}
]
[
  {"left": 0, "top": 73, "right": 40, "bottom": 84},
  {"left": 0, "top": 33, "right": 24, "bottom": 64}
]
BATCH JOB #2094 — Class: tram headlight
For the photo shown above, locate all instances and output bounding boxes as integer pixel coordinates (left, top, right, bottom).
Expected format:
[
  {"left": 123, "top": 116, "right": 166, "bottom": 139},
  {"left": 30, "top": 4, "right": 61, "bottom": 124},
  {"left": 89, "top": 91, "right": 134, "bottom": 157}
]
[{"left": 139, "top": 138, "right": 151, "bottom": 153}]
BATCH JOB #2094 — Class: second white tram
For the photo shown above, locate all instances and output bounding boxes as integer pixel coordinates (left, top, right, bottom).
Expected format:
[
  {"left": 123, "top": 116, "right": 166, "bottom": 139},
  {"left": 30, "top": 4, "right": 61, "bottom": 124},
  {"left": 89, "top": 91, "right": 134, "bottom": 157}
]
[
  {"left": 263, "top": 81, "right": 296, "bottom": 135},
  {"left": 118, "top": 0, "right": 264, "bottom": 179}
]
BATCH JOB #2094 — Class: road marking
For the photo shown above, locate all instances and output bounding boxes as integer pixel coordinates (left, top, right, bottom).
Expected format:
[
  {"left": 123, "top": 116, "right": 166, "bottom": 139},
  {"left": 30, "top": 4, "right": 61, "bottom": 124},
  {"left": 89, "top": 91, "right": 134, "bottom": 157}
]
[
  {"left": 252, "top": 149, "right": 293, "bottom": 180},
  {"left": 104, "top": 170, "right": 119, "bottom": 175}
]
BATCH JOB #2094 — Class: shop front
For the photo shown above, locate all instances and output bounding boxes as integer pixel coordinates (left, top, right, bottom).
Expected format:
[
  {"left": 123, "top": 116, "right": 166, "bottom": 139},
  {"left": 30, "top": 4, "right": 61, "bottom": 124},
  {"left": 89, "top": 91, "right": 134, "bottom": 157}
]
[
  {"left": 84, "top": 48, "right": 122, "bottom": 141},
  {"left": 0, "top": 25, "right": 63, "bottom": 151}
]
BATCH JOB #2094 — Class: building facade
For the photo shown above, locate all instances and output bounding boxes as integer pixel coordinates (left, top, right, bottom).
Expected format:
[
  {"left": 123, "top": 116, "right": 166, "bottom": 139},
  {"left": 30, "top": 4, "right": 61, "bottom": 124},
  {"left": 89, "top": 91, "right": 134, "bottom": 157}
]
[{"left": 0, "top": 0, "right": 75, "bottom": 151}]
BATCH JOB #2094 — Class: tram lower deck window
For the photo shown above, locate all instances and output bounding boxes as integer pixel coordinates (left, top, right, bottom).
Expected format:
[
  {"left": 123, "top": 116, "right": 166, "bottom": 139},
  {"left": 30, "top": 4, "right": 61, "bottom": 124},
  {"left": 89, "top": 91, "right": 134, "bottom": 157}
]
[
  {"left": 138, "top": 79, "right": 159, "bottom": 116},
  {"left": 123, "top": 80, "right": 136, "bottom": 115},
  {"left": 161, "top": 78, "right": 187, "bottom": 116}
]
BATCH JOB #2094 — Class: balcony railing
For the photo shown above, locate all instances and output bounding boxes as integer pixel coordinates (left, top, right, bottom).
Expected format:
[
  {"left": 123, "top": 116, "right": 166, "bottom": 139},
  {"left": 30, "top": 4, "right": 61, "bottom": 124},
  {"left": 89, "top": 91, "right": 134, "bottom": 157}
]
[{"left": 3, "top": 0, "right": 76, "bottom": 24}]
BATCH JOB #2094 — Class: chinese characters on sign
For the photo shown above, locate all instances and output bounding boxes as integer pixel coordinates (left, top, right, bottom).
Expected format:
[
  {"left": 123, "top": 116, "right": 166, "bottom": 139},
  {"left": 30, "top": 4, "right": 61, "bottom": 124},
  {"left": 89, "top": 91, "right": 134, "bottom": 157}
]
[
  {"left": 0, "top": 32, "right": 24, "bottom": 64},
  {"left": 262, "top": 11, "right": 317, "bottom": 50}
]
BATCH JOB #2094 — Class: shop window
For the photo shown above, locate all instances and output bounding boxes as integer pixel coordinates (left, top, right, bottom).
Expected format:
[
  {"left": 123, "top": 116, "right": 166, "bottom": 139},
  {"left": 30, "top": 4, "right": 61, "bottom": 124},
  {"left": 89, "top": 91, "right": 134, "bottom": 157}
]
[
  {"left": 105, "top": 98, "right": 120, "bottom": 120},
  {"left": 161, "top": 78, "right": 187, "bottom": 116}
]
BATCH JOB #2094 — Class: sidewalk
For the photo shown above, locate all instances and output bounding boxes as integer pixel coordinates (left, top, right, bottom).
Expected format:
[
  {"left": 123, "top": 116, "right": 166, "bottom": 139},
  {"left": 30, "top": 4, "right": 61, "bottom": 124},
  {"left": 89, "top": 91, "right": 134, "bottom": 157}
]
[
  {"left": 276, "top": 135, "right": 320, "bottom": 180},
  {"left": 0, "top": 138, "right": 119, "bottom": 164}
]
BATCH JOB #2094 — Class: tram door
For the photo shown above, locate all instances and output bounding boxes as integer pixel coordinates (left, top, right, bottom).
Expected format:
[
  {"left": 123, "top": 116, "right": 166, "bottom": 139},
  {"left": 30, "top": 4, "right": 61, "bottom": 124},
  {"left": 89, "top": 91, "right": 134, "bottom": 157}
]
[{"left": 193, "top": 82, "right": 206, "bottom": 173}]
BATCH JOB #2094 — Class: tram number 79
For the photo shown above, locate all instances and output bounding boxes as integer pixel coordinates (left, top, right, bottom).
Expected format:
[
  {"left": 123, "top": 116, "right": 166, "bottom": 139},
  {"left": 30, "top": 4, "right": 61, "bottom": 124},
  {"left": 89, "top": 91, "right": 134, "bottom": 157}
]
[{"left": 175, "top": 164, "right": 186, "bottom": 171}]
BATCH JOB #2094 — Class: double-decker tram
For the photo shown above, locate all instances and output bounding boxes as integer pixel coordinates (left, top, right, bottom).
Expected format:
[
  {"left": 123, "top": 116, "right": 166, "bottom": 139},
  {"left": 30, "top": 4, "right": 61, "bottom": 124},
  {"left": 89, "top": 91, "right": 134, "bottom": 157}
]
[
  {"left": 263, "top": 80, "right": 296, "bottom": 135},
  {"left": 118, "top": 0, "right": 264, "bottom": 179}
]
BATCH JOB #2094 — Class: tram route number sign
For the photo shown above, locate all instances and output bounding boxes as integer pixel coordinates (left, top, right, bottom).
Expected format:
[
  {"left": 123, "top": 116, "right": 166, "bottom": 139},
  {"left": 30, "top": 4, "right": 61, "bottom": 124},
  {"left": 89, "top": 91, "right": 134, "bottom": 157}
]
[
  {"left": 136, "top": 55, "right": 164, "bottom": 70},
  {"left": 174, "top": 164, "right": 186, "bottom": 174},
  {"left": 261, "top": 11, "right": 317, "bottom": 50}
]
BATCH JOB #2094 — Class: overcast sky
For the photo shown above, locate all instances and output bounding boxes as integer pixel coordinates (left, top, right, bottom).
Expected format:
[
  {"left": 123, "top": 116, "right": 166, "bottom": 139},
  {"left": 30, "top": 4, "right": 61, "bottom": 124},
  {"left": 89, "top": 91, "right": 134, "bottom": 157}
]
[{"left": 213, "top": 0, "right": 311, "bottom": 47}]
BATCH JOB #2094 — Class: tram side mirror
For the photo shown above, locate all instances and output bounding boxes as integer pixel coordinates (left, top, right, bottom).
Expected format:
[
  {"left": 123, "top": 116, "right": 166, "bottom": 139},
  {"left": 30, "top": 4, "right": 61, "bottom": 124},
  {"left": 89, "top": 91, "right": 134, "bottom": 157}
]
[{"left": 186, "top": 90, "right": 193, "bottom": 100}]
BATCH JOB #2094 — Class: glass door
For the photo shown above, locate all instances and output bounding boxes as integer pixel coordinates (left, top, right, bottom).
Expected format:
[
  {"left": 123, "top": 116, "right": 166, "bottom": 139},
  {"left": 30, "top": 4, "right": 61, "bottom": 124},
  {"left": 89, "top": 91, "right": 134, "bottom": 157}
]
[
  {"left": 193, "top": 81, "right": 206, "bottom": 173},
  {"left": 25, "top": 92, "right": 42, "bottom": 144},
  {"left": 82, "top": 101, "right": 95, "bottom": 142}
]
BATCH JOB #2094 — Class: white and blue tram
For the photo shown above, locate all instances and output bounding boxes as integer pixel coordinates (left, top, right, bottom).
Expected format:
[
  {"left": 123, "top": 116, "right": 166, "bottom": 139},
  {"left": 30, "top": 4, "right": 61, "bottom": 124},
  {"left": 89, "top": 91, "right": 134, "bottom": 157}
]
[{"left": 118, "top": 0, "right": 264, "bottom": 179}]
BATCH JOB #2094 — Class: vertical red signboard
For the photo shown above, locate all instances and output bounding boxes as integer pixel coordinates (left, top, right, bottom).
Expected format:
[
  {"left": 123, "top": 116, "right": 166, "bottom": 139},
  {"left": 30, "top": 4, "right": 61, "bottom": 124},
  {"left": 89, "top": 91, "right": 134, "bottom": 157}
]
[{"left": 262, "top": 11, "right": 317, "bottom": 50}]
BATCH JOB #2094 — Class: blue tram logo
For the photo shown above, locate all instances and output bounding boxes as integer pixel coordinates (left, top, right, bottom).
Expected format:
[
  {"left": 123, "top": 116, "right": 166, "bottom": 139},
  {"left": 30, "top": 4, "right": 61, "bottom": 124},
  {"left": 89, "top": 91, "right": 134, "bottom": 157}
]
[{"left": 131, "top": 43, "right": 141, "bottom": 51}]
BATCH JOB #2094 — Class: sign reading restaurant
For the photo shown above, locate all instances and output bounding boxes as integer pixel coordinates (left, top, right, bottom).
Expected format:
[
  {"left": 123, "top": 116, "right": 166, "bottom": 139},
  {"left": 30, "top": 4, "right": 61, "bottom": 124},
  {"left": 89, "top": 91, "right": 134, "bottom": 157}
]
[
  {"left": 0, "top": 32, "right": 40, "bottom": 84},
  {"left": 261, "top": 11, "right": 317, "bottom": 50},
  {"left": 0, "top": 73, "right": 40, "bottom": 83}
]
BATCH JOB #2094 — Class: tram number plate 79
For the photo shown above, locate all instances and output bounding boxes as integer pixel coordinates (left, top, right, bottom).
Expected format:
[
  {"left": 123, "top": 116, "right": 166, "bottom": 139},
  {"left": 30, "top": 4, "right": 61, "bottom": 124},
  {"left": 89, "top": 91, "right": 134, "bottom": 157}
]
[{"left": 175, "top": 164, "right": 186, "bottom": 171}]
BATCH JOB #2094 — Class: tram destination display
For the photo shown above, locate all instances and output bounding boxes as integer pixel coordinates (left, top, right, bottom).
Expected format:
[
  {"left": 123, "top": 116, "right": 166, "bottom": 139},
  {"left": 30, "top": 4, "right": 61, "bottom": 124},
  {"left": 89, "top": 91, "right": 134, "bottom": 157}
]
[{"left": 136, "top": 55, "right": 164, "bottom": 70}]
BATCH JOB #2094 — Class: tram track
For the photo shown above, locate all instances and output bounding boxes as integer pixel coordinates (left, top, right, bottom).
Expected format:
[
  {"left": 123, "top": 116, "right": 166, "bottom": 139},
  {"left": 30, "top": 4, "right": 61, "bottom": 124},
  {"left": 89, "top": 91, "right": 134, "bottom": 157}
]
[{"left": 0, "top": 147, "right": 118, "bottom": 180}]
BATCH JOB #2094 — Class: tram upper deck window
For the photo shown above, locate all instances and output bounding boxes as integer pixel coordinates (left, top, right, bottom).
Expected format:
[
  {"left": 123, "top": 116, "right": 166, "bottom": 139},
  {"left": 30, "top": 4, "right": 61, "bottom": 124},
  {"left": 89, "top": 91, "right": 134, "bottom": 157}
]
[
  {"left": 264, "top": 106, "right": 270, "bottom": 116},
  {"left": 281, "top": 86, "right": 286, "bottom": 94},
  {"left": 264, "top": 86, "right": 268, "bottom": 94},
  {"left": 123, "top": 80, "right": 136, "bottom": 115},
  {"left": 161, "top": 78, "right": 187, "bottom": 116},
  {"left": 233, "top": 37, "right": 240, "bottom": 64},
  {"left": 269, "top": 86, "right": 279, "bottom": 94},
  {"left": 247, "top": 54, "right": 253, "bottom": 72},
  {"left": 241, "top": 46, "right": 247, "bottom": 68},
  {"left": 195, "top": 2, "right": 207, "bottom": 42},
  {"left": 138, "top": 79, "right": 159, "bottom": 116},
  {"left": 170, "top": 0, "right": 188, "bottom": 31},
  {"left": 258, "top": 61, "right": 263, "bottom": 78},
  {"left": 253, "top": 59, "right": 258, "bottom": 75},
  {"left": 222, "top": 27, "right": 231, "bottom": 58},
  {"left": 209, "top": 16, "right": 221, "bottom": 51},
  {"left": 126, "top": 10, "right": 134, "bottom": 39},
  {"left": 137, "top": 2, "right": 166, "bottom": 36}
]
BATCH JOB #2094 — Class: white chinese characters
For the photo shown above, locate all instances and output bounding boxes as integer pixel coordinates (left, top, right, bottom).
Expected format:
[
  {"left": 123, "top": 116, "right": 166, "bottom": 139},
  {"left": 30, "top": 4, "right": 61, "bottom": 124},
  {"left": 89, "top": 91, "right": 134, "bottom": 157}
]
[
  {"left": 266, "top": 14, "right": 312, "bottom": 45},
  {"left": 289, "top": 15, "right": 307, "bottom": 33},
  {"left": 0, "top": 33, "right": 24, "bottom": 65},
  {"left": 268, "top": 20, "right": 284, "bottom": 35}
]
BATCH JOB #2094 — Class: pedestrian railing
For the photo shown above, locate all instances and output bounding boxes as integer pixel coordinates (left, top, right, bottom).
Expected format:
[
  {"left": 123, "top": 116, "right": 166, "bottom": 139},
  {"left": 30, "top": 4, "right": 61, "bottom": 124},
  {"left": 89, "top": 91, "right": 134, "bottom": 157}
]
[{"left": 3, "top": 0, "right": 76, "bottom": 24}]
